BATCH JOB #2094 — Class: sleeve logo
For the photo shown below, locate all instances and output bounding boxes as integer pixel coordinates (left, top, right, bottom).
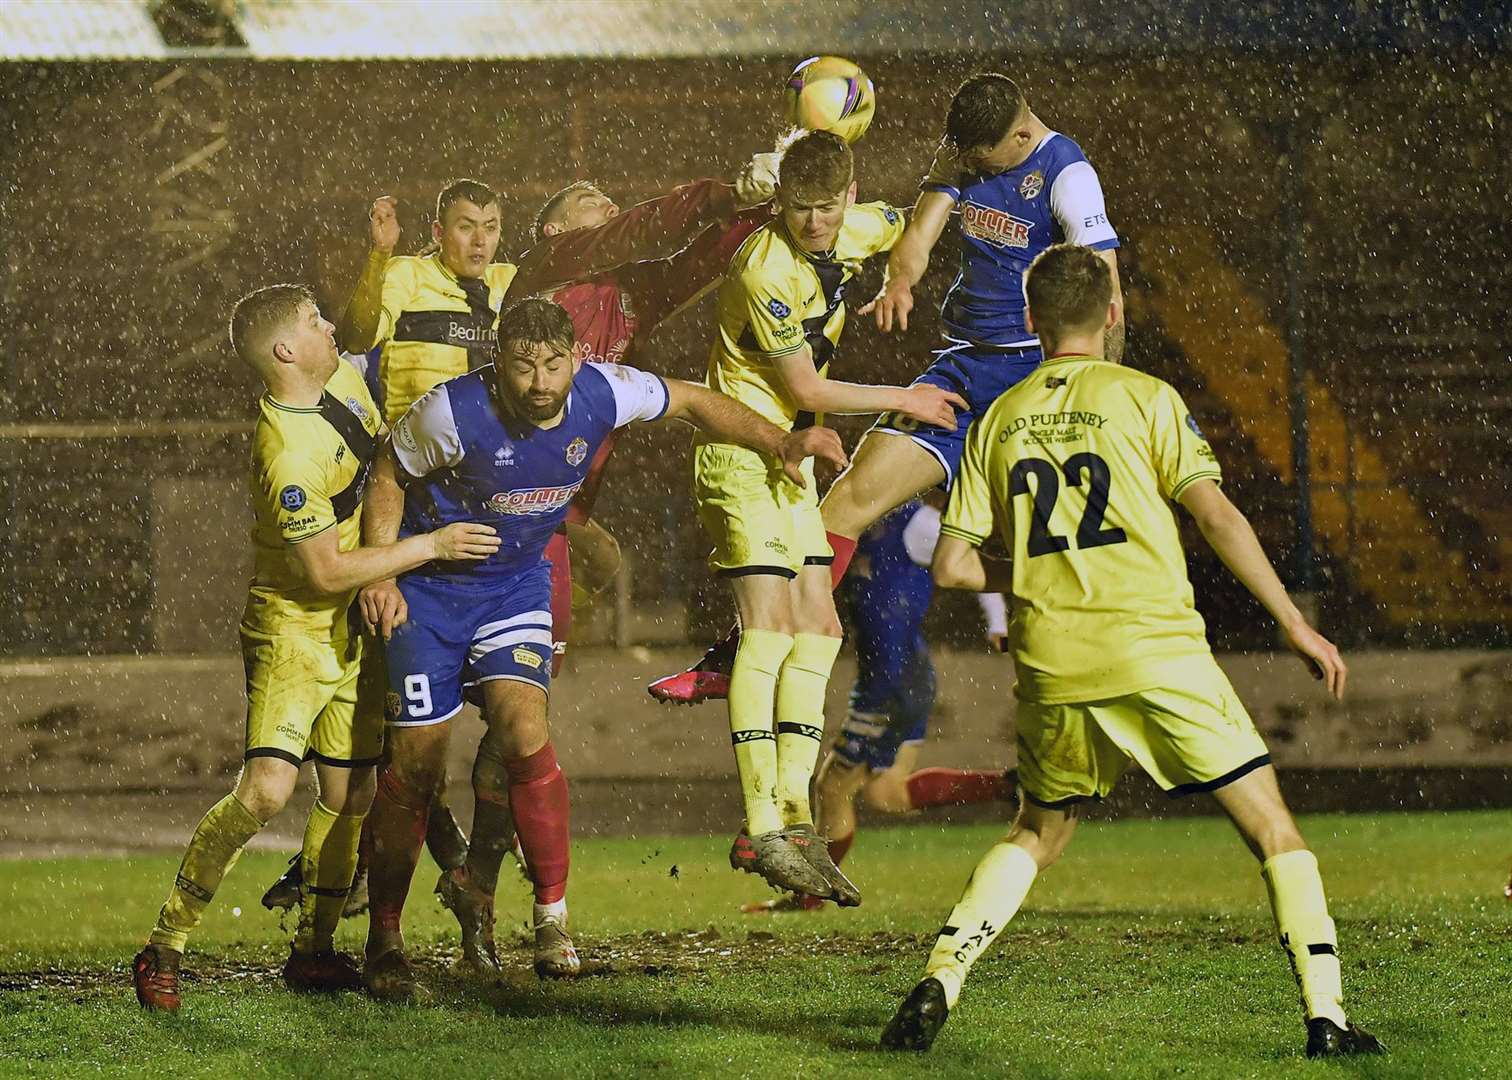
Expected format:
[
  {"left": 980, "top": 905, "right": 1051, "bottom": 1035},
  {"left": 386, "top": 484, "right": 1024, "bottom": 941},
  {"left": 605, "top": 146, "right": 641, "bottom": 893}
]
[
  {"left": 883, "top": 206, "right": 899, "bottom": 224},
  {"left": 767, "top": 298, "right": 791, "bottom": 319},
  {"left": 279, "top": 485, "right": 307, "bottom": 512},
  {"left": 1185, "top": 413, "right": 1207, "bottom": 440}
]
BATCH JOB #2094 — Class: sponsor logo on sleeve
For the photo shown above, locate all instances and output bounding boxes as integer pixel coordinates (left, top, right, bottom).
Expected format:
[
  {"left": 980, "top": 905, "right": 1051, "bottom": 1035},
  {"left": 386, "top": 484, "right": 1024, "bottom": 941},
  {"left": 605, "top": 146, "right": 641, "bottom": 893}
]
[
  {"left": 882, "top": 206, "right": 899, "bottom": 224},
  {"left": 1084, "top": 212, "right": 1108, "bottom": 229},
  {"left": 565, "top": 437, "right": 589, "bottom": 467},
  {"left": 1186, "top": 413, "right": 1207, "bottom": 440},
  {"left": 344, "top": 396, "right": 370, "bottom": 423},
  {"left": 960, "top": 202, "right": 1032, "bottom": 249},
  {"left": 767, "top": 298, "right": 791, "bottom": 319},
  {"left": 1019, "top": 170, "right": 1044, "bottom": 200},
  {"left": 279, "top": 485, "right": 306, "bottom": 512},
  {"left": 394, "top": 420, "right": 419, "bottom": 452},
  {"left": 487, "top": 481, "right": 584, "bottom": 516},
  {"left": 773, "top": 323, "right": 802, "bottom": 343}
]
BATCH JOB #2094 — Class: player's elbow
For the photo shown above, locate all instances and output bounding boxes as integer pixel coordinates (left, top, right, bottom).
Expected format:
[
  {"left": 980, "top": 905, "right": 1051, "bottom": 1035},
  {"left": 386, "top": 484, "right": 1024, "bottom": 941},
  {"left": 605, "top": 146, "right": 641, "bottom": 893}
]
[
  {"left": 298, "top": 556, "right": 347, "bottom": 597},
  {"left": 931, "top": 553, "right": 972, "bottom": 591}
]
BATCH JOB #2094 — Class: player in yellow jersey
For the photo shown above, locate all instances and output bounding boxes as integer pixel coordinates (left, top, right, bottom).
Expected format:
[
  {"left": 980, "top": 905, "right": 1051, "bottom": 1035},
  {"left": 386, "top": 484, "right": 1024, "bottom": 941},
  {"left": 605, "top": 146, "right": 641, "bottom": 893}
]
[
  {"left": 131, "top": 284, "right": 499, "bottom": 1013},
  {"left": 696, "top": 130, "right": 966, "bottom": 904},
  {"left": 880, "top": 246, "right": 1383, "bottom": 1058}
]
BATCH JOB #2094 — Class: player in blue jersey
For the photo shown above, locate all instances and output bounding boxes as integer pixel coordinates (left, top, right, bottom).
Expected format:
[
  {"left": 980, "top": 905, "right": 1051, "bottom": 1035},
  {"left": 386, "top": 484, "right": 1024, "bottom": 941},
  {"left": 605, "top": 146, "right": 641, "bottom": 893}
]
[
  {"left": 650, "top": 72, "right": 1124, "bottom": 705},
  {"left": 743, "top": 497, "right": 1015, "bottom": 914},
  {"left": 357, "top": 298, "right": 846, "bottom": 999}
]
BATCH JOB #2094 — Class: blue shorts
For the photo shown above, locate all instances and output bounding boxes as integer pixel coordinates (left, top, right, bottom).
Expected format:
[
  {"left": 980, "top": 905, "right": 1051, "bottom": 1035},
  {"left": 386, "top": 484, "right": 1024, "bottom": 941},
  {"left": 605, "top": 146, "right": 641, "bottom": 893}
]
[
  {"left": 872, "top": 340, "right": 1043, "bottom": 483},
  {"left": 834, "top": 646, "right": 936, "bottom": 771},
  {"left": 383, "top": 563, "right": 554, "bottom": 727}
]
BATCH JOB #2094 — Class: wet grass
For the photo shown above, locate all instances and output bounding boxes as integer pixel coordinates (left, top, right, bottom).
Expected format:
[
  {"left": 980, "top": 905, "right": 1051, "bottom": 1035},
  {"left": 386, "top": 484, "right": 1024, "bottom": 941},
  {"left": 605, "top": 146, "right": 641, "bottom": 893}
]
[{"left": 1, "top": 810, "right": 1509, "bottom": 1077}]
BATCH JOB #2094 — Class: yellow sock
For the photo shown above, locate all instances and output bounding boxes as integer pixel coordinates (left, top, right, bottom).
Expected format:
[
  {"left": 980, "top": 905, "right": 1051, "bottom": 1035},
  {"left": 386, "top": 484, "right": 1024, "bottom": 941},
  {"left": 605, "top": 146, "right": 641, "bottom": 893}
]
[
  {"left": 148, "top": 792, "right": 264, "bottom": 954},
  {"left": 1262, "top": 849, "right": 1347, "bottom": 1026},
  {"left": 924, "top": 842, "right": 1039, "bottom": 1008},
  {"left": 774, "top": 632, "right": 842, "bottom": 826},
  {"left": 294, "top": 799, "right": 365, "bottom": 954},
  {"left": 728, "top": 627, "right": 794, "bottom": 836}
]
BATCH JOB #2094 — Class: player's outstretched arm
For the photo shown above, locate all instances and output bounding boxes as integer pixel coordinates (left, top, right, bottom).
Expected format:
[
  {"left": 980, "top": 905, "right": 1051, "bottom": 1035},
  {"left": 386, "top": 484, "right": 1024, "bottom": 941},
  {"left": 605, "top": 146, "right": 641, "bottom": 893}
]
[
  {"left": 1179, "top": 479, "right": 1347, "bottom": 699},
  {"left": 771, "top": 344, "right": 966, "bottom": 429},
  {"left": 512, "top": 177, "right": 746, "bottom": 296},
  {"left": 336, "top": 196, "right": 401, "bottom": 354},
  {"left": 288, "top": 513, "right": 499, "bottom": 600},
  {"left": 858, "top": 189, "right": 953, "bottom": 332},
  {"left": 657, "top": 377, "right": 849, "bottom": 487}
]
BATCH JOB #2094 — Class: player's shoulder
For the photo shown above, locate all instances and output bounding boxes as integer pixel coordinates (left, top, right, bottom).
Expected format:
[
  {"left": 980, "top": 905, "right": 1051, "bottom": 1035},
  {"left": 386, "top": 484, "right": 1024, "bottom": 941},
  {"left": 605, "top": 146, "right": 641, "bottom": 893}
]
[
  {"left": 486, "top": 261, "right": 518, "bottom": 289},
  {"left": 729, "top": 224, "right": 801, "bottom": 289},
  {"left": 844, "top": 200, "right": 904, "bottom": 228}
]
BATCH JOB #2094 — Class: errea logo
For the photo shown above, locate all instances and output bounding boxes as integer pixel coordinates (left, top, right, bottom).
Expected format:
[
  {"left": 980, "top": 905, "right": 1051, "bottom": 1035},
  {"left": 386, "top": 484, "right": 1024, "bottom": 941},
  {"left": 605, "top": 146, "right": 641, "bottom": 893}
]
[{"left": 495, "top": 444, "right": 516, "bottom": 466}]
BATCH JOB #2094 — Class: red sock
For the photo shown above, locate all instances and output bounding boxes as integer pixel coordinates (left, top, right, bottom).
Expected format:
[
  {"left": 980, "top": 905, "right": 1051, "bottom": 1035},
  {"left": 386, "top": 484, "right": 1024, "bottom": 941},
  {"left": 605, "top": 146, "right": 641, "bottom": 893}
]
[
  {"left": 904, "top": 768, "right": 1011, "bottom": 809},
  {"left": 366, "top": 767, "right": 432, "bottom": 933},
  {"left": 828, "top": 831, "right": 854, "bottom": 866},
  {"left": 507, "top": 742, "right": 570, "bottom": 905},
  {"left": 544, "top": 530, "right": 571, "bottom": 677},
  {"left": 826, "top": 532, "right": 858, "bottom": 589}
]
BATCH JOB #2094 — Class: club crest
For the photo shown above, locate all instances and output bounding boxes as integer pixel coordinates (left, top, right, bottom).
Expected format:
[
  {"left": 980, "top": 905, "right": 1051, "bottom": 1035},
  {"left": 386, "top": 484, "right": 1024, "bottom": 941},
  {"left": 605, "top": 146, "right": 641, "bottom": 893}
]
[
  {"left": 767, "top": 298, "right": 791, "bottom": 319},
  {"left": 565, "top": 437, "right": 589, "bottom": 467},
  {"left": 1019, "top": 170, "right": 1044, "bottom": 200}
]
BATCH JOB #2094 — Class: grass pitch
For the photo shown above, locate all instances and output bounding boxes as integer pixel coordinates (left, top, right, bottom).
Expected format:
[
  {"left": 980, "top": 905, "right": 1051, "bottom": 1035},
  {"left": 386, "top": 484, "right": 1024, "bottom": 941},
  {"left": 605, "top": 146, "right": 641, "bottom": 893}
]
[{"left": 2, "top": 810, "right": 1509, "bottom": 1078}]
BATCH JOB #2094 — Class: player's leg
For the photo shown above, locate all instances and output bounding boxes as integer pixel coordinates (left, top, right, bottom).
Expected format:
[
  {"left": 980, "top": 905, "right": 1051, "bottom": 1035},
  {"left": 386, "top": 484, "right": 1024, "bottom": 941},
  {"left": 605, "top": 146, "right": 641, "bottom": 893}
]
[
  {"left": 883, "top": 798, "right": 1079, "bottom": 1051},
  {"left": 1209, "top": 766, "right": 1383, "bottom": 1056},
  {"left": 283, "top": 648, "right": 383, "bottom": 992},
  {"left": 134, "top": 631, "right": 334, "bottom": 1011},
  {"left": 1098, "top": 667, "right": 1382, "bottom": 1057}
]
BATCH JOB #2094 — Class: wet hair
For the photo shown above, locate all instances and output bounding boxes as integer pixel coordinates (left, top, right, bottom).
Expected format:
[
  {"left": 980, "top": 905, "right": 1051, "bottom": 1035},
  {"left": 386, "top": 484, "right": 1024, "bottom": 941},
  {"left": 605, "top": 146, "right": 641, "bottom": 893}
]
[
  {"left": 1024, "top": 245, "right": 1112, "bottom": 338},
  {"left": 945, "top": 73, "right": 1029, "bottom": 152},
  {"left": 228, "top": 283, "right": 315, "bottom": 365},
  {"left": 434, "top": 178, "right": 499, "bottom": 225},
  {"left": 776, "top": 128, "right": 853, "bottom": 200},
  {"left": 495, "top": 297, "right": 575, "bottom": 358},
  {"left": 534, "top": 180, "right": 606, "bottom": 241}
]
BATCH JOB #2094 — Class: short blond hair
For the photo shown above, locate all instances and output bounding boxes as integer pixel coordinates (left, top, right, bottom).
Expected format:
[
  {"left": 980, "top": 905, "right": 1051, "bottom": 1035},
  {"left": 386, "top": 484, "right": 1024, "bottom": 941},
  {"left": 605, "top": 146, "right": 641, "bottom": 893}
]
[{"left": 228, "top": 283, "right": 314, "bottom": 368}]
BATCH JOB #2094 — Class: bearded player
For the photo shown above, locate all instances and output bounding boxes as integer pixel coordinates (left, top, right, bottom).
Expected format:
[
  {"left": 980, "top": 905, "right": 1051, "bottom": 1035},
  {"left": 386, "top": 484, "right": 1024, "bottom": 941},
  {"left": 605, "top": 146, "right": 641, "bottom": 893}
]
[
  {"left": 651, "top": 71, "right": 1122, "bottom": 705},
  {"left": 359, "top": 298, "right": 845, "bottom": 998}
]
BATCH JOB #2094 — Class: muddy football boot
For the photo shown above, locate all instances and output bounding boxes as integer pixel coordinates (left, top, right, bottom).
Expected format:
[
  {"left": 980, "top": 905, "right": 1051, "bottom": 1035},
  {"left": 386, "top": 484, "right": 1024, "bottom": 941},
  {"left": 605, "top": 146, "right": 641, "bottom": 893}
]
[
  {"left": 260, "top": 854, "right": 302, "bottom": 912},
  {"left": 1305, "top": 1017, "right": 1386, "bottom": 1058},
  {"left": 740, "top": 892, "right": 824, "bottom": 915},
  {"left": 363, "top": 949, "right": 419, "bottom": 1003},
  {"left": 646, "top": 633, "right": 738, "bottom": 705},
  {"left": 533, "top": 910, "right": 581, "bottom": 978},
  {"left": 881, "top": 977, "right": 951, "bottom": 1052},
  {"left": 729, "top": 830, "right": 830, "bottom": 897},
  {"left": 283, "top": 947, "right": 363, "bottom": 992},
  {"left": 434, "top": 868, "right": 501, "bottom": 982},
  {"left": 131, "top": 945, "right": 182, "bottom": 1013},
  {"left": 784, "top": 823, "right": 861, "bottom": 907}
]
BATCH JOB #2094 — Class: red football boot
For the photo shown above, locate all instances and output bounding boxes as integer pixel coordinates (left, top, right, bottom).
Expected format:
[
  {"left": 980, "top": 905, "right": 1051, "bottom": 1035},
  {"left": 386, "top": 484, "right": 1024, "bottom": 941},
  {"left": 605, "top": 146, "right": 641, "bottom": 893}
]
[
  {"left": 647, "top": 633, "right": 738, "bottom": 705},
  {"left": 132, "top": 946, "right": 182, "bottom": 1013}
]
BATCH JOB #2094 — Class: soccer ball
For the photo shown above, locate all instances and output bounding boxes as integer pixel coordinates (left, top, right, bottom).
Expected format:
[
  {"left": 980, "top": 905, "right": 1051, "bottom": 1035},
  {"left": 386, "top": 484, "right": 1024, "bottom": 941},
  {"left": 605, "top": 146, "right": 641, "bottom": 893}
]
[{"left": 783, "top": 56, "right": 876, "bottom": 145}]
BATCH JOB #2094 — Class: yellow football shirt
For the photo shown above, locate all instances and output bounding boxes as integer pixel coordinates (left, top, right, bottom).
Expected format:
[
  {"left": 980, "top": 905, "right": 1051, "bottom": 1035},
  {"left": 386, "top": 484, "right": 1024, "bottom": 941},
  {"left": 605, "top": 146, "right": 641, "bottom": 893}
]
[
  {"left": 705, "top": 202, "right": 905, "bottom": 430},
  {"left": 941, "top": 356, "right": 1223, "bottom": 703},
  {"left": 242, "top": 358, "right": 384, "bottom": 642},
  {"left": 363, "top": 253, "right": 519, "bottom": 424}
]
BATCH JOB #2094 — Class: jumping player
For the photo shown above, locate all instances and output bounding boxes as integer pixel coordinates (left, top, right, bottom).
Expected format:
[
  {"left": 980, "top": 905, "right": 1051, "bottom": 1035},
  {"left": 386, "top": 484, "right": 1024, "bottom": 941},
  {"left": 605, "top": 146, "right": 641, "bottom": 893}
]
[
  {"left": 880, "top": 245, "right": 1383, "bottom": 1059},
  {"left": 359, "top": 298, "right": 845, "bottom": 999},
  {"left": 691, "top": 129, "right": 965, "bottom": 905},
  {"left": 131, "top": 285, "right": 499, "bottom": 1012},
  {"left": 744, "top": 497, "right": 1015, "bottom": 915},
  {"left": 651, "top": 71, "right": 1121, "bottom": 705}
]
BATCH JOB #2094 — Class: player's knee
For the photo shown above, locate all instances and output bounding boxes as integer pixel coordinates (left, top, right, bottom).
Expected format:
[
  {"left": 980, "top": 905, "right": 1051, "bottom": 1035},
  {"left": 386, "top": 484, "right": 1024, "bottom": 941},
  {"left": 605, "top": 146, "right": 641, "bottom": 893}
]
[
  {"left": 335, "top": 766, "right": 377, "bottom": 816},
  {"left": 235, "top": 761, "right": 298, "bottom": 821},
  {"left": 817, "top": 757, "right": 864, "bottom": 801},
  {"left": 1246, "top": 818, "right": 1308, "bottom": 861}
]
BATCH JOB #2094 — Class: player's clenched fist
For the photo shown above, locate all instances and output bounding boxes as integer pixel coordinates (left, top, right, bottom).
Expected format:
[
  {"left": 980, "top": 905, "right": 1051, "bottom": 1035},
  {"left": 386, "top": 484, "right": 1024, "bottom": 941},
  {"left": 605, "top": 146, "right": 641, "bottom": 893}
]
[
  {"left": 898, "top": 384, "right": 968, "bottom": 432},
  {"left": 429, "top": 521, "right": 501, "bottom": 560},
  {"left": 369, "top": 195, "right": 400, "bottom": 254},
  {"left": 776, "top": 425, "right": 849, "bottom": 488},
  {"left": 859, "top": 276, "right": 915, "bottom": 333}
]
